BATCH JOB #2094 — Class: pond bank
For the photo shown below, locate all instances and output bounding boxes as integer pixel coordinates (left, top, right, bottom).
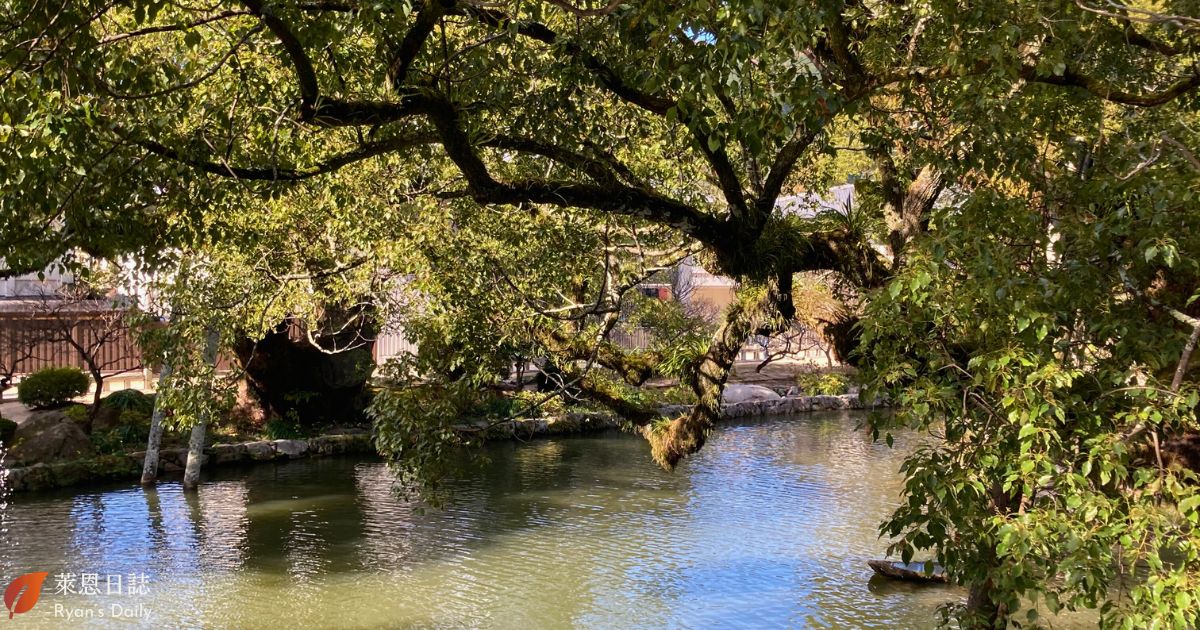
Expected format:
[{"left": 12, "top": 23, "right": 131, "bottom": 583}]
[
  {"left": 2, "top": 393, "right": 882, "bottom": 494},
  {"left": 473, "top": 392, "right": 883, "bottom": 438},
  {"left": 3, "top": 433, "right": 375, "bottom": 493}
]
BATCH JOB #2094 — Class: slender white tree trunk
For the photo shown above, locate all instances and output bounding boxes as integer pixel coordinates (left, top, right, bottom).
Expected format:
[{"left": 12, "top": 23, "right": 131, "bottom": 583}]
[
  {"left": 181, "top": 420, "right": 207, "bottom": 490},
  {"left": 140, "top": 363, "right": 172, "bottom": 486},
  {"left": 183, "top": 331, "right": 220, "bottom": 491}
]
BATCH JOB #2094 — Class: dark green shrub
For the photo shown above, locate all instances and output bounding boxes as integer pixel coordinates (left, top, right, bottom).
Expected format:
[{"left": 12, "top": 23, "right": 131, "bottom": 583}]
[
  {"left": 17, "top": 368, "right": 90, "bottom": 408},
  {"left": 264, "top": 416, "right": 305, "bottom": 440},
  {"left": 470, "top": 392, "right": 517, "bottom": 418},
  {"left": 90, "top": 423, "right": 150, "bottom": 455},
  {"left": 0, "top": 417, "right": 17, "bottom": 446},
  {"left": 101, "top": 389, "right": 155, "bottom": 416},
  {"left": 118, "top": 409, "right": 151, "bottom": 429}
]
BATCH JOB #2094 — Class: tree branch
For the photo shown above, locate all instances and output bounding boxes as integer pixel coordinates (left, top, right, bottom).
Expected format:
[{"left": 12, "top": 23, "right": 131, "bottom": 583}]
[
  {"left": 466, "top": 6, "right": 749, "bottom": 216},
  {"left": 240, "top": 0, "right": 320, "bottom": 113},
  {"left": 136, "top": 132, "right": 438, "bottom": 181},
  {"left": 387, "top": 0, "right": 449, "bottom": 90},
  {"left": 758, "top": 125, "right": 822, "bottom": 212},
  {"left": 1023, "top": 64, "right": 1200, "bottom": 107},
  {"left": 99, "top": 10, "right": 254, "bottom": 45}
]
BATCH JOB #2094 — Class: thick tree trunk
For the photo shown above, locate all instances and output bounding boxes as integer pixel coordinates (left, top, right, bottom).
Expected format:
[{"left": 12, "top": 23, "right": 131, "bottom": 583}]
[
  {"left": 642, "top": 313, "right": 747, "bottom": 469},
  {"left": 871, "top": 142, "right": 944, "bottom": 269},
  {"left": 140, "top": 363, "right": 172, "bottom": 485},
  {"left": 964, "top": 579, "right": 1005, "bottom": 629},
  {"left": 643, "top": 276, "right": 793, "bottom": 469}
]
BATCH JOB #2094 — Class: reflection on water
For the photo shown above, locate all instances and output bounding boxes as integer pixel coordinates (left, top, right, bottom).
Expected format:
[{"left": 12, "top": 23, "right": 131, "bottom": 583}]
[{"left": 2, "top": 411, "right": 965, "bottom": 629}]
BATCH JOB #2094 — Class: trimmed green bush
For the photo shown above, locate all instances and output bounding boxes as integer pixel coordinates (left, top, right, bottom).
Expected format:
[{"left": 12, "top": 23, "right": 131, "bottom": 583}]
[
  {"left": 17, "top": 368, "right": 90, "bottom": 408},
  {"left": 101, "top": 389, "right": 155, "bottom": 416},
  {"left": 118, "top": 409, "right": 151, "bottom": 428},
  {"left": 0, "top": 417, "right": 17, "bottom": 446}
]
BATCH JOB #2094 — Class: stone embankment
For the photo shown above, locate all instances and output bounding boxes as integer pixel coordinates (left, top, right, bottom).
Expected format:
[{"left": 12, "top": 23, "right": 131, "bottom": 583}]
[
  {"left": 4, "top": 385, "right": 884, "bottom": 493},
  {"left": 469, "top": 386, "right": 883, "bottom": 439},
  {"left": 3, "top": 434, "right": 373, "bottom": 493}
]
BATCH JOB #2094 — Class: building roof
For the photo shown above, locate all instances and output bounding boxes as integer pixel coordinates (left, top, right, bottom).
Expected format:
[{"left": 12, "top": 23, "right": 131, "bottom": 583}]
[
  {"left": 775, "top": 184, "right": 855, "bottom": 219},
  {"left": 0, "top": 297, "right": 129, "bottom": 315}
]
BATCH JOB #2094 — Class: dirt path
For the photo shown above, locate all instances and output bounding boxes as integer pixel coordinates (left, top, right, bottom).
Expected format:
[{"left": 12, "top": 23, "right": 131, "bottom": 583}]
[{"left": 0, "top": 401, "right": 34, "bottom": 425}]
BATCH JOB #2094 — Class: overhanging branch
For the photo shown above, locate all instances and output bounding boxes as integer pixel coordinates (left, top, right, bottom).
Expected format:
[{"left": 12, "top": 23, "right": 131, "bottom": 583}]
[{"left": 1024, "top": 64, "right": 1200, "bottom": 106}]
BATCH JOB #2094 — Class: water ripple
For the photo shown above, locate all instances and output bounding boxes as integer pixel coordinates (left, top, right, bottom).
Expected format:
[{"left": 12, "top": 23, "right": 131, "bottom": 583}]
[{"left": 0, "top": 412, "right": 1010, "bottom": 629}]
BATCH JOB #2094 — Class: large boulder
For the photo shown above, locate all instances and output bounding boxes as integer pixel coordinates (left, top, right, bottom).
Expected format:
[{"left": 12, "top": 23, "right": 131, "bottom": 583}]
[
  {"left": 8, "top": 410, "right": 93, "bottom": 465},
  {"left": 19, "top": 409, "right": 75, "bottom": 433},
  {"left": 721, "top": 384, "right": 782, "bottom": 404},
  {"left": 90, "top": 405, "right": 122, "bottom": 433},
  {"left": 273, "top": 439, "right": 309, "bottom": 459},
  {"left": 244, "top": 441, "right": 276, "bottom": 461}
]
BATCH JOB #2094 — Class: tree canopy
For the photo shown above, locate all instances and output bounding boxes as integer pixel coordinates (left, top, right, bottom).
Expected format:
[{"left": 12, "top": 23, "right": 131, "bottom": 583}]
[{"left": 4, "top": 0, "right": 1200, "bottom": 626}]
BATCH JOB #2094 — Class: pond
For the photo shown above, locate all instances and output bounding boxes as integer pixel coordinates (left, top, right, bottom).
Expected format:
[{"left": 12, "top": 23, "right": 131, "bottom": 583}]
[{"left": 2, "top": 411, "right": 965, "bottom": 628}]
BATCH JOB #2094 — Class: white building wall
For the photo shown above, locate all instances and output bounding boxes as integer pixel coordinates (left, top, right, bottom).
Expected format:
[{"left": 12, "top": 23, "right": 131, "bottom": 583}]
[{"left": 0, "top": 268, "right": 75, "bottom": 298}]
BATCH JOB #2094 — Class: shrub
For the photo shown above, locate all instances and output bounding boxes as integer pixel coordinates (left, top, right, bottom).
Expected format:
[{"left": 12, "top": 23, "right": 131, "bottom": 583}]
[
  {"left": 647, "top": 384, "right": 697, "bottom": 406},
  {"left": 264, "top": 416, "right": 305, "bottom": 440},
  {"left": 511, "top": 390, "right": 566, "bottom": 417},
  {"left": 90, "top": 423, "right": 149, "bottom": 455},
  {"left": 471, "top": 391, "right": 517, "bottom": 418},
  {"left": 62, "top": 404, "right": 89, "bottom": 425},
  {"left": 118, "top": 409, "right": 151, "bottom": 429},
  {"left": 795, "top": 372, "right": 848, "bottom": 396},
  {"left": 101, "top": 390, "right": 155, "bottom": 416},
  {"left": 17, "top": 368, "right": 90, "bottom": 408},
  {"left": 0, "top": 417, "right": 17, "bottom": 446}
]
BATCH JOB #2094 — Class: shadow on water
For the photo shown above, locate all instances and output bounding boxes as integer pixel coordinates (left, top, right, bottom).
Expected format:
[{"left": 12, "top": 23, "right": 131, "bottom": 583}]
[{"left": 1, "top": 411, "right": 982, "bottom": 629}]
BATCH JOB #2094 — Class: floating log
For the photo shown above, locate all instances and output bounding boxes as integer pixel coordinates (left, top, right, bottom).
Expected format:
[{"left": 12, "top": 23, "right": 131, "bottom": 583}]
[{"left": 868, "top": 560, "right": 947, "bottom": 583}]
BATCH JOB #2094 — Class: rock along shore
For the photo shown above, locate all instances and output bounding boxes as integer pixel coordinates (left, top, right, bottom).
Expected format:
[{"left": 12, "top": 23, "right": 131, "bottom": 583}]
[
  {"left": 461, "top": 392, "right": 885, "bottom": 438},
  {"left": 3, "top": 434, "right": 374, "bottom": 494}
]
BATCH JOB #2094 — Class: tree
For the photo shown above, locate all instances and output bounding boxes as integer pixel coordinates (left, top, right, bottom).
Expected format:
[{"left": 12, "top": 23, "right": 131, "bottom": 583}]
[
  {"left": 3, "top": 1, "right": 1200, "bottom": 626},
  {"left": 182, "top": 329, "right": 219, "bottom": 490},
  {"left": 28, "top": 282, "right": 142, "bottom": 413},
  {"left": 0, "top": 314, "right": 38, "bottom": 396},
  {"left": 861, "top": 102, "right": 1200, "bottom": 626},
  {"left": 140, "top": 362, "right": 170, "bottom": 485}
]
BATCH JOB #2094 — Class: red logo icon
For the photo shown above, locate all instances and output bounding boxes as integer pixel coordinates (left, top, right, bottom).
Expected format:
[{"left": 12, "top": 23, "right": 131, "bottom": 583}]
[{"left": 4, "top": 572, "right": 48, "bottom": 619}]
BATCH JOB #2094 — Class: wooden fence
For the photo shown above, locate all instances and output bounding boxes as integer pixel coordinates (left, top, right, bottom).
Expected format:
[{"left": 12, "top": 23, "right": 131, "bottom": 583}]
[
  {"left": 0, "top": 312, "right": 142, "bottom": 377},
  {"left": 373, "top": 328, "right": 419, "bottom": 364},
  {"left": 611, "top": 327, "right": 654, "bottom": 350},
  {"left": 612, "top": 326, "right": 836, "bottom": 365}
]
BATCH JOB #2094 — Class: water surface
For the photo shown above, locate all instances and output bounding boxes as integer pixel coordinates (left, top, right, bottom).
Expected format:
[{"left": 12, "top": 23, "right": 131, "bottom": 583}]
[{"left": 2, "top": 411, "right": 964, "bottom": 628}]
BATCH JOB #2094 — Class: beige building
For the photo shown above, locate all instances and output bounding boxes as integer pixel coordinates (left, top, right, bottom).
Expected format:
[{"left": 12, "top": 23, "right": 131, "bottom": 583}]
[{"left": 639, "top": 186, "right": 855, "bottom": 365}]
